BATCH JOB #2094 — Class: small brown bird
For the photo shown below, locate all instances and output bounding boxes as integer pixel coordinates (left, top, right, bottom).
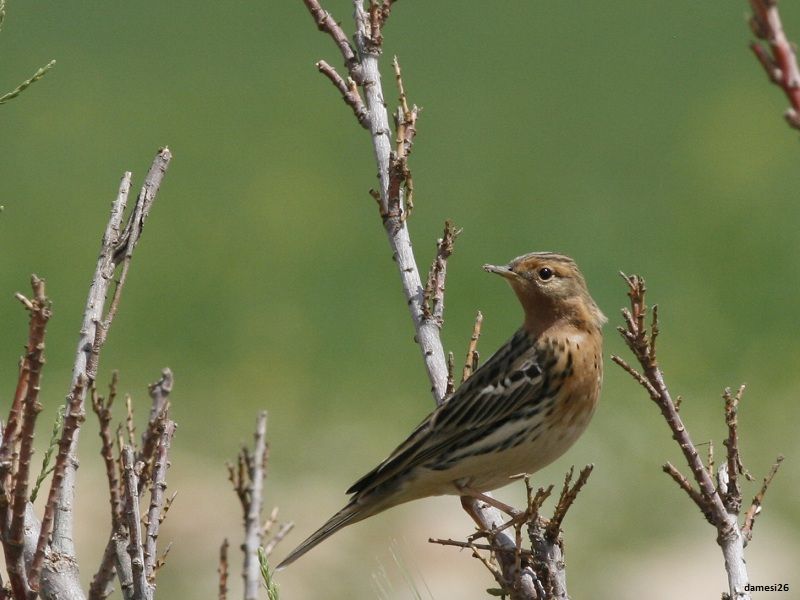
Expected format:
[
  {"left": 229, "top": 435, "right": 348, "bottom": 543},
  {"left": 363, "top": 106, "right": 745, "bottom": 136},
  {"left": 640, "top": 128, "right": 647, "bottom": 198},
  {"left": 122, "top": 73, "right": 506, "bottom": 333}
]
[{"left": 277, "top": 252, "right": 605, "bottom": 569}]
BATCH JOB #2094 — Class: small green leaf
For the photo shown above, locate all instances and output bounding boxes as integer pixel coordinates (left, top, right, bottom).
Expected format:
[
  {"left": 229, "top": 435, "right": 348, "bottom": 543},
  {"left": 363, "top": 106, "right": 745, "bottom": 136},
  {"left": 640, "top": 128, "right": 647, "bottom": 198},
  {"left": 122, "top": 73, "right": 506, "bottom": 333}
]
[{"left": 30, "top": 406, "right": 64, "bottom": 503}]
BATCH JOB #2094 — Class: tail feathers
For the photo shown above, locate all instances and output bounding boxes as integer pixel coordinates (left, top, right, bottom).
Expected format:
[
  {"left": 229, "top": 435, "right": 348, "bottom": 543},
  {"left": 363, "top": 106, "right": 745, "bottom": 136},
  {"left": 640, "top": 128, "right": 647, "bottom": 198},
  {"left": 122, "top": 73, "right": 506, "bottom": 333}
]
[{"left": 276, "top": 501, "right": 364, "bottom": 570}]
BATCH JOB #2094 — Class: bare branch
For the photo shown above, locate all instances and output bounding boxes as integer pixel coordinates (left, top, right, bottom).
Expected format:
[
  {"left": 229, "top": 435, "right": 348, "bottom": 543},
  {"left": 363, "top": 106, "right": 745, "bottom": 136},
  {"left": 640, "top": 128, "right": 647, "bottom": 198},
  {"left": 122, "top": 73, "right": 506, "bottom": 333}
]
[
  {"left": 139, "top": 369, "right": 173, "bottom": 489},
  {"left": 545, "top": 464, "right": 594, "bottom": 541},
  {"left": 741, "top": 455, "right": 784, "bottom": 543},
  {"left": 144, "top": 420, "right": 176, "bottom": 581},
  {"left": 120, "top": 447, "right": 150, "bottom": 600},
  {"left": 88, "top": 541, "right": 118, "bottom": 600},
  {"left": 243, "top": 412, "right": 267, "bottom": 600},
  {"left": 422, "top": 220, "right": 460, "bottom": 326},
  {"left": 462, "top": 311, "right": 483, "bottom": 383},
  {"left": 610, "top": 355, "right": 659, "bottom": 400},
  {"left": 29, "top": 376, "right": 87, "bottom": 593},
  {"left": 92, "top": 374, "right": 123, "bottom": 530},
  {"left": 301, "top": 0, "right": 361, "bottom": 81},
  {"left": 429, "top": 537, "right": 533, "bottom": 557},
  {"left": 218, "top": 539, "right": 229, "bottom": 600},
  {"left": 614, "top": 275, "right": 726, "bottom": 516},
  {"left": 4, "top": 276, "right": 51, "bottom": 600},
  {"left": 722, "top": 385, "right": 747, "bottom": 513},
  {"left": 391, "top": 56, "right": 418, "bottom": 217},
  {"left": 261, "top": 522, "right": 295, "bottom": 558},
  {"left": 51, "top": 148, "right": 172, "bottom": 585},
  {"left": 316, "top": 60, "right": 369, "bottom": 128},
  {"left": 613, "top": 273, "right": 783, "bottom": 600},
  {"left": 445, "top": 352, "right": 455, "bottom": 398},
  {"left": 662, "top": 461, "right": 712, "bottom": 523}
]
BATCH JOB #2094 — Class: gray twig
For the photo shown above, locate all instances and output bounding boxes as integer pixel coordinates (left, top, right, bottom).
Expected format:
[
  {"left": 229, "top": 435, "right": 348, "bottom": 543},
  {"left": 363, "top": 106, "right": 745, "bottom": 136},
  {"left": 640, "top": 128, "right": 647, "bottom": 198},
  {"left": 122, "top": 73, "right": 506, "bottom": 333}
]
[
  {"left": 144, "top": 420, "right": 176, "bottom": 581},
  {"left": 120, "top": 448, "right": 150, "bottom": 600},
  {"left": 48, "top": 149, "right": 171, "bottom": 599}
]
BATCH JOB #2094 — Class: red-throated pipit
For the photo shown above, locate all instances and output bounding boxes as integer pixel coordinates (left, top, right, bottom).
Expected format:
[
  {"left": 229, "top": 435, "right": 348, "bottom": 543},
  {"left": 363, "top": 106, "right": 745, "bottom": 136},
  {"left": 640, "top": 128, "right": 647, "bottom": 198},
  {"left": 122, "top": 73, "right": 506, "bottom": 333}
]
[{"left": 277, "top": 252, "right": 605, "bottom": 569}]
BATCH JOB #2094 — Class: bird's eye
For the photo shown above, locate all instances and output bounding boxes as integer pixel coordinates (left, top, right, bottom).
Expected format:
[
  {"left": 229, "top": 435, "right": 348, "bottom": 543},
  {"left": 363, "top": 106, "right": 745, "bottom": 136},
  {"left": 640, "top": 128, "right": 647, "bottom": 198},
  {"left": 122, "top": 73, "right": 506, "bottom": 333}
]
[{"left": 538, "top": 267, "right": 554, "bottom": 281}]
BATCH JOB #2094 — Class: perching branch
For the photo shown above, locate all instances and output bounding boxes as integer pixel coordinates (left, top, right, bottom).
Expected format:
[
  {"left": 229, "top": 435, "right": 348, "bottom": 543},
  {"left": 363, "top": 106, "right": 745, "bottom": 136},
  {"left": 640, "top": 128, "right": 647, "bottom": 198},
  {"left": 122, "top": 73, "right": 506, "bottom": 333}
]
[
  {"left": 432, "top": 466, "right": 594, "bottom": 600},
  {"left": 299, "top": 3, "right": 571, "bottom": 597},
  {"left": 613, "top": 273, "right": 783, "bottom": 600},
  {"left": 747, "top": 0, "right": 800, "bottom": 130}
]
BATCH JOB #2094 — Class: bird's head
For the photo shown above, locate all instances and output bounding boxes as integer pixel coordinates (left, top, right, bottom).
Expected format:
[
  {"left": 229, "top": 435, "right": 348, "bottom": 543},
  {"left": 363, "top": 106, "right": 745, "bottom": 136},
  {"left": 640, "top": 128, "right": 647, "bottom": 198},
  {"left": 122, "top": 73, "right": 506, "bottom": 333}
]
[{"left": 484, "top": 252, "right": 606, "bottom": 334}]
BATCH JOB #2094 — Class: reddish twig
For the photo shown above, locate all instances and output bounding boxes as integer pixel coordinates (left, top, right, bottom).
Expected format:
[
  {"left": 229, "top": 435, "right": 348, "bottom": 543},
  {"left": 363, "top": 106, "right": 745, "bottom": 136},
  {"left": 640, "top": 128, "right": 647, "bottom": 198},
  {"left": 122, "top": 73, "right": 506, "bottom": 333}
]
[
  {"left": 662, "top": 461, "right": 712, "bottom": 523},
  {"left": 462, "top": 311, "right": 483, "bottom": 383},
  {"left": 741, "top": 455, "right": 784, "bottom": 543},
  {"left": 545, "top": 465, "right": 594, "bottom": 541},
  {"left": 138, "top": 369, "right": 173, "bottom": 490},
  {"left": 614, "top": 273, "right": 784, "bottom": 599},
  {"left": 614, "top": 274, "right": 724, "bottom": 514},
  {"left": 748, "top": 0, "right": 800, "bottom": 130},
  {"left": 90, "top": 371, "right": 175, "bottom": 600},
  {"left": 3, "top": 276, "right": 50, "bottom": 600},
  {"left": 92, "top": 374, "right": 123, "bottom": 530},
  {"left": 301, "top": 0, "right": 361, "bottom": 81},
  {"left": 218, "top": 539, "right": 229, "bottom": 600},
  {"left": 423, "top": 221, "right": 460, "bottom": 326},
  {"left": 316, "top": 60, "right": 369, "bottom": 128}
]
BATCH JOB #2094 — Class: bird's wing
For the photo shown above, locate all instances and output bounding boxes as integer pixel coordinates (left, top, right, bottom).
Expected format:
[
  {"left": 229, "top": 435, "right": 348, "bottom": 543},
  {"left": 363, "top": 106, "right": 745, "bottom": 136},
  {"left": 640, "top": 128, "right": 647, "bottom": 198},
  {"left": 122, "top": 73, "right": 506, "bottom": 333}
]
[{"left": 347, "top": 328, "right": 548, "bottom": 496}]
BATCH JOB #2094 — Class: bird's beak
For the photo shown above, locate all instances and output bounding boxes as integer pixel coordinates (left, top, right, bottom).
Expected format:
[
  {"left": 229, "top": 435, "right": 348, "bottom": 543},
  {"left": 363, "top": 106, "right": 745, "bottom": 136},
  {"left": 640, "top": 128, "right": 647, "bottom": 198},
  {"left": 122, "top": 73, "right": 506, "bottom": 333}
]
[{"left": 483, "top": 263, "right": 519, "bottom": 281}]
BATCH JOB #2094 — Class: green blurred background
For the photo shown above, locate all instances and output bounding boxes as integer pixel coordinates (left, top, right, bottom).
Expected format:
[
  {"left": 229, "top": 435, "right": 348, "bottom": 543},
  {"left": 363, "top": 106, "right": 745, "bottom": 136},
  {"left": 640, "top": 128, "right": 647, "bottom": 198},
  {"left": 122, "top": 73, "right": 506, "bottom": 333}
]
[{"left": 1, "top": 1, "right": 798, "bottom": 598}]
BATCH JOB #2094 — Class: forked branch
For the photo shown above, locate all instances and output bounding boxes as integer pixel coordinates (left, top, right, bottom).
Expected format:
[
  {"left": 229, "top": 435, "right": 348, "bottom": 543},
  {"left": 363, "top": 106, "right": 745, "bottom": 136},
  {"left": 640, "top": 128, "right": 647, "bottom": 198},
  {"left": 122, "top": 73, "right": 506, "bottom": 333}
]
[{"left": 613, "top": 272, "right": 783, "bottom": 600}]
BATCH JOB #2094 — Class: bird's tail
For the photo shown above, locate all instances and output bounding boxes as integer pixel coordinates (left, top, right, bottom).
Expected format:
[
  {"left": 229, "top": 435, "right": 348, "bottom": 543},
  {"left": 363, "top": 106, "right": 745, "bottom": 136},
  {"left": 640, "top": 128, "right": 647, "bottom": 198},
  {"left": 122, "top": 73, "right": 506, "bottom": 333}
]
[{"left": 276, "top": 500, "right": 368, "bottom": 570}]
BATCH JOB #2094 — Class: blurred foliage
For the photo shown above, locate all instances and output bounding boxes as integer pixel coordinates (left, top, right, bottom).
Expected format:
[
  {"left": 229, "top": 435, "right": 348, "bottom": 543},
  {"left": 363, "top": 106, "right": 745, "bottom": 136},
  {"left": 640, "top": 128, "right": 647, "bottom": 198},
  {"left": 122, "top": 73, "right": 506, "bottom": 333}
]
[{"left": 1, "top": 1, "right": 798, "bottom": 598}]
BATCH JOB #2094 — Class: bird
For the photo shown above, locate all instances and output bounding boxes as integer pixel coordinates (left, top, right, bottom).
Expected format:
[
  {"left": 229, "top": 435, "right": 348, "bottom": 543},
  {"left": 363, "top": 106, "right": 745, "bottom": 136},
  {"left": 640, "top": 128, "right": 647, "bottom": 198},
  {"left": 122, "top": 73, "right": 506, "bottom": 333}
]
[{"left": 277, "top": 251, "right": 605, "bottom": 569}]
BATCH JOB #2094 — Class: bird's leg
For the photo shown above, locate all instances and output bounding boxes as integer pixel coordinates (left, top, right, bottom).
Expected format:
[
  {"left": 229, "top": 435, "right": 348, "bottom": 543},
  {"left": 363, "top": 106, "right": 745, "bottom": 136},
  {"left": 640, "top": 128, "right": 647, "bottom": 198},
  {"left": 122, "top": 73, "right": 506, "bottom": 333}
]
[{"left": 456, "top": 485, "right": 521, "bottom": 518}]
